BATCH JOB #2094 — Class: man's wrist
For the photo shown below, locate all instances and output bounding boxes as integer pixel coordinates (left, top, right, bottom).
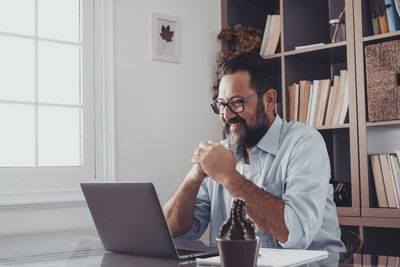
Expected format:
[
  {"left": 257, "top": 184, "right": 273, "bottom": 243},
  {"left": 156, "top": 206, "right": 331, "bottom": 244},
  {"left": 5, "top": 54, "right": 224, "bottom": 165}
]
[
  {"left": 220, "top": 170, "right": 246, "bottom": 196},
  {"left": 186, "top": 165, "right": 207, "bottom": 185}
]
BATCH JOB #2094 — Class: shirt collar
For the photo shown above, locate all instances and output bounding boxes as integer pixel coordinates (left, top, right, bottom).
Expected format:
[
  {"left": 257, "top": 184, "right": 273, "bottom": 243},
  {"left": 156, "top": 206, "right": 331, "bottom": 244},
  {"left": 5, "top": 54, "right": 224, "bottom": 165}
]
[{"left": 255, "top": 114, "right": 283, "bottom": 156}]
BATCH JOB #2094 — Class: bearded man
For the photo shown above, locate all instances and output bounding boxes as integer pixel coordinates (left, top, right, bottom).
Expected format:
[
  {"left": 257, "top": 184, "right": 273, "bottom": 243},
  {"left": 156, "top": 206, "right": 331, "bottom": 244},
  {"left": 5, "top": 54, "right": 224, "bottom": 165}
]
[{"left": 163, "top": 52, "right": 346, "bottom": 252}]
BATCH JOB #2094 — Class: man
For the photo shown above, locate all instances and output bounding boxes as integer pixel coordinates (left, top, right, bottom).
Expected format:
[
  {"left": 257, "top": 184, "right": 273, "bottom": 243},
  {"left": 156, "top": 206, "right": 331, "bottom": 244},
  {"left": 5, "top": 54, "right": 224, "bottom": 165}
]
[{"left": 163, "top": 52, "right": 346, "bottom": 252}]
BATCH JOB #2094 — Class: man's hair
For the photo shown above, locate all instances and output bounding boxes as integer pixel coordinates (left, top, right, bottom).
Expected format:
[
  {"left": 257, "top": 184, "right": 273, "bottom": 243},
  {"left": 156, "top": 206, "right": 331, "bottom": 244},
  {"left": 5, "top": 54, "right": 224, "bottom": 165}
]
[{"left": 220, "top": 52, "right": 275, "bottom": 95}]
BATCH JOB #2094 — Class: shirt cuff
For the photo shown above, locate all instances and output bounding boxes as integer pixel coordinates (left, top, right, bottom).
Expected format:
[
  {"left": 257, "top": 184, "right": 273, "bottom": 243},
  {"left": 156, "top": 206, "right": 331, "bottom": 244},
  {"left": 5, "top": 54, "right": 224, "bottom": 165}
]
[{"left": 279, "top": 203, "right": 304, "bottom": 248}]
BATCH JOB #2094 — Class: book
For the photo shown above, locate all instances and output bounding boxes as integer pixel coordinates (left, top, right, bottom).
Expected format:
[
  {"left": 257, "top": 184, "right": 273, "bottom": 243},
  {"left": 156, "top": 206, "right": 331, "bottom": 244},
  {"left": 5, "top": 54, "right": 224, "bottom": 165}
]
[
  {"left": 298, "top": 80, "right": 312, "bottom": 123},
  {"left": 313, "top": 80, "right": 324, "bottom": 126},
  {"left": 369, "top": 0, "right": 381, "bottom": 35},
  {"left": 387, "top": 256, "right": 400, "bottom": 266},
  {"left": 338, "top": 72, "right": 349, "bottom": 124},
  {"left": 378, "top": 0, "right": 390, "bottom": 33},
  {"left": 370, "top": 154, "right": 389, "bottom": 207},
  {"left": 331, "top": 70, "right": 348, "bottom": 125},
  {"left": 385, "top": 0, "right": 400, "bottom": 32},
  {"left": 288, "top": 84, "right": 295, "bottom": 121},
  {"left": 260, "top": 15, "right": 272, "bottom": 56},
  {"left": 377, "top": 255, "right": 388, "bottom": 266},
  {"left": 308, "top": 80, "right": 319, "bottom": 126},
  {"left": 263, "top": 15, "right": 281, "bottom": 56},
  {"left": 396, "top": 0, "right": 400, "bottom": 17},
  {"left": 380, "top": 154, "right": 399, "bottom": 208},
  {"left": 396, "top": 149, "right": 400, "bottom": 163},
  {"left": 317, "top": 79, "right": 331, "bottom": 126},
  {"left": 305, "top": 84, "right": 314, "bottom": 125},
  {"left": 293, "top": 83, "right": 299, "bottom": 121},
  {"left": 363, "top": 254, "right": 372, "bottom": 266},
  {"left": 324, "top": 75, "right": 340, "bottom": 126},
  {"left": 389, "top": 154, "right": 400, "bottom": 207}
]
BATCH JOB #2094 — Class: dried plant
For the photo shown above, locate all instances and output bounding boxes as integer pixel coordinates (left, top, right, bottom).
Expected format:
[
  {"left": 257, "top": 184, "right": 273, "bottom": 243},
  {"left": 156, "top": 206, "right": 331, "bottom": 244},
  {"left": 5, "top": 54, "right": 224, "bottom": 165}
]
[{"left": 213, "top": 24, "right": 263, "bottom": 96}]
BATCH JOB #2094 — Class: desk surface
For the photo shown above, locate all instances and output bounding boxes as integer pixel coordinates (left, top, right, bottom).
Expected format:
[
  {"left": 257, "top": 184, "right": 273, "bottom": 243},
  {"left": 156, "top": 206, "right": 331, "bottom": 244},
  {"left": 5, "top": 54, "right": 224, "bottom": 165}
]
[{"left": 0, "top": 230, "right": 396, "bottom": 266}]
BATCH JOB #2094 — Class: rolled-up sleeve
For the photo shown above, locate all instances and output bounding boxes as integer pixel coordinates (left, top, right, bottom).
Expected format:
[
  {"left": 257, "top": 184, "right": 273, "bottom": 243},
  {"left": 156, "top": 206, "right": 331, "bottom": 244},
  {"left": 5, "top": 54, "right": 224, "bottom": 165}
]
[
  {"left": 279, "top": 133, "right": 331, "bottom": 249},
  {"left": 174, "top": 178, "right": 211, "bottom": 240}
]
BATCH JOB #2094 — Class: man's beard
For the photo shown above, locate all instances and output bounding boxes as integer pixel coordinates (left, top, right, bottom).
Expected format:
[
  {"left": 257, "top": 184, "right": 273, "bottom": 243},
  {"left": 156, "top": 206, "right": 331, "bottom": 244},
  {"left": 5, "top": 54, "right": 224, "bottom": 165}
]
[{"left": 224, "top": 102, "right": 270, "bottom": 155}]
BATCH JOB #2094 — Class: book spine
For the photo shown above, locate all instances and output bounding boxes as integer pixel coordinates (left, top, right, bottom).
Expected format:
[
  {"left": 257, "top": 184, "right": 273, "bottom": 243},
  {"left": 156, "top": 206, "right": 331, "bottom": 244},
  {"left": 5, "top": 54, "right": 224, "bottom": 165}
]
[
  {"left": 378, "top": 0, "right": 390, "bottom": 33},
  {"left": 370, "top": 154, "right": 389, "bottom": 208},
  {"left": 370, "top": 0, "right": 381, "bottom": 34},
  {"left": 380, "top": 154, "right": 398, "bottom": 208},
  {"left": 389, "top": 154, "right": 400, "bottom": 207},
  {"left": 260, "top": 15, "right": 271, "bottom": 56},
  {"left": 385, "top": 0, "right": 400, "bottom": 32}
]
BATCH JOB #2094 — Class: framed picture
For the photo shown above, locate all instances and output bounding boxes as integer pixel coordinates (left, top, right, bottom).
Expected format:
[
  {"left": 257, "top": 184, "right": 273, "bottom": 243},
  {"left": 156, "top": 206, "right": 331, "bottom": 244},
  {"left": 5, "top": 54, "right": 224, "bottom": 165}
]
[{"left": 152, "top": 13, "right": 181, "bottom": 63}]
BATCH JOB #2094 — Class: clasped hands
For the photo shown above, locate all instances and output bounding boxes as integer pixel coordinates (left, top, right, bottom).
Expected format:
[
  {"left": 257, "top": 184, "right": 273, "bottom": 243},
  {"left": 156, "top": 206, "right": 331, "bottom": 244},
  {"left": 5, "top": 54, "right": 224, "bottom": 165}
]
[{"left": 191, "top": 140, "right": 238, "bottom": 186}]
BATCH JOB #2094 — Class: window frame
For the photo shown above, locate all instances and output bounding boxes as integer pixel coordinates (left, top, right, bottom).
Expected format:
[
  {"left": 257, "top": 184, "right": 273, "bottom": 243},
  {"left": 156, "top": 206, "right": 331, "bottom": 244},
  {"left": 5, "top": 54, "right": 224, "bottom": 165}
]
[{"left": 0, "top": 0, "right": 109, "bottom": 194}]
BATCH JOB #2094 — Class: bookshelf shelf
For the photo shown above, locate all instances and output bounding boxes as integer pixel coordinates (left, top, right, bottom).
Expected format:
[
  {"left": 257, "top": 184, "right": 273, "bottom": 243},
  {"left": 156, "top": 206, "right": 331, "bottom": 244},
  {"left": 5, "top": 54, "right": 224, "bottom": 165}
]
[
  {"left": 362, "top": 30, "right": 400, "bottom": 43},
  {"left": 283, "top": 41, "right": 347, "bottom": 56},
  {"left": 337, "top": 207, "right": 360, "bottom": 217},
  {"left": 315, "top": 123, "right": 350, "bottom": 131},
  {"left": 262, "top": 53, "right": 282, "bottom": 60},
  {"left": 222, "top": 0, "right": 399, "bottom": 255},
  {"left": 362, "top": 208, "right": 400, "bottom": 219},
  {"left": 366, "top": 120, "right": 400, "bottom": 127},
  {"left": 339, "top": 216, "right": 400, "bottom": 228}
]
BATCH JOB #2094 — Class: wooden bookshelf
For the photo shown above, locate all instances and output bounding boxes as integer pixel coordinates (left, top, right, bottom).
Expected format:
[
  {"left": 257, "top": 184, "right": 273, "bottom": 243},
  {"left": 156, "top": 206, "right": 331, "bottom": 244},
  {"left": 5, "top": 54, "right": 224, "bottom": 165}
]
[
  {"left": 353, "top": 0, "right": 400, "bottom": 256},
  {"left": 221, "top": 0, "right": 400, "bottom": 255},
  {"left": 221, "top": 0, "right": 360, "bottom": 213}
]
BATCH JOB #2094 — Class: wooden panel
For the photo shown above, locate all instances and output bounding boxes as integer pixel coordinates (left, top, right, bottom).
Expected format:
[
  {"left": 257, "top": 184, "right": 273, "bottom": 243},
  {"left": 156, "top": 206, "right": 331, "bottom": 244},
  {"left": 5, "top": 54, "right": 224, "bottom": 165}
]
[
  {"left": 284, "top": 41, "right": 346, "bottom": 55},
  {"left": 363, "top": 31, "right": 400, "bottom": 42},
  {"left": 339, "top": 216, "right": 400, "bottom": 228},
  {"left": 337, "top": 207, "right": 361, "bottom": 217},
  {"left": 366, "top": 120, "right": 400, "bottom": 127},
  {"left": 227, "top": 0, "right": 279, "bottom": 29},
  {"left": 282, "top": 0, "right": 330, "bottom": 51},
  {"left": 316, "top": 123, "right": 350, "bottom": 130},
  {"left": 353, "top": 0, "right": 371, "bottom": 210},
  {"left": 344, "top": 0, "right": 360, "bottom": 211},
  {"left": 362, "top": 208, "right": 400, "bottom": 219}
]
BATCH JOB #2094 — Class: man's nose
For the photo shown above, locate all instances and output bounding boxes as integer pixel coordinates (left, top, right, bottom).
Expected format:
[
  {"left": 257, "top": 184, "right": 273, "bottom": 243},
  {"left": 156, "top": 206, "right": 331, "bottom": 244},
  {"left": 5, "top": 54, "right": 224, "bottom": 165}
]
[{"left": 222, "top": 105, "right": 235, "bottom": 121}]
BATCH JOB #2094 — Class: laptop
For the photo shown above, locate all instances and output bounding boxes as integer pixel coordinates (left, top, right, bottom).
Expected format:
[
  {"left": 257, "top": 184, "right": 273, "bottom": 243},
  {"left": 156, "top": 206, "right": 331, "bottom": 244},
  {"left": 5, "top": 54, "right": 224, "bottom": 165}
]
[{"left": 81, "top": 182, "right": 218, "bottom": 260}]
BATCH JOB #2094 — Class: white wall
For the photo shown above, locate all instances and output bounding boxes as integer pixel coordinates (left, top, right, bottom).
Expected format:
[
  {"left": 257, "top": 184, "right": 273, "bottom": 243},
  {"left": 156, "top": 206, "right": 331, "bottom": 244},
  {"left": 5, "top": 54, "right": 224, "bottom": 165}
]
[{"left": 114, "top": 0, "right": 222, "bottom": 204}]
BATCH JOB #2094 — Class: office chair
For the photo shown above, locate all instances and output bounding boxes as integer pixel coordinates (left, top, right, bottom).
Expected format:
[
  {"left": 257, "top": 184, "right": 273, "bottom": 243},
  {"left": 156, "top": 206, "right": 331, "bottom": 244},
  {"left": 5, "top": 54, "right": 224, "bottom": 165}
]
[{"left": 340, "top": 229, "right": 364, "bottom": 263}]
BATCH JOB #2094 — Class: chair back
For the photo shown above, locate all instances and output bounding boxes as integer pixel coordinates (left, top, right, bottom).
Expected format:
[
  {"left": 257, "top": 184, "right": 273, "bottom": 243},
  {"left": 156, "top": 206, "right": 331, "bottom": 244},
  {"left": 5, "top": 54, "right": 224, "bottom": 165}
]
[{"left": 340, "top": 229, "right": 364, "bottom": 262}]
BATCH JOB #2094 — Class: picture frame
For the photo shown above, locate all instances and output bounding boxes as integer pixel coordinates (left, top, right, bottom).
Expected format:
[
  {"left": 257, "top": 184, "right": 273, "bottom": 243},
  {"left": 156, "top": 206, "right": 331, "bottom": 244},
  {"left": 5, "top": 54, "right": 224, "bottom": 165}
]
[{"left": 152, "top": 13, "right": 181, "bottom": 63}]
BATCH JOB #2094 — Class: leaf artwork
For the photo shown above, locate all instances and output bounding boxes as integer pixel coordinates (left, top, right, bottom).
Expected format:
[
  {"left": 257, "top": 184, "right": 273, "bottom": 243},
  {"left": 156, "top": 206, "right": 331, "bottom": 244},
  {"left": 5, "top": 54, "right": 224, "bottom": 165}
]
[{"left": 160, "top": 25, "right": 174, "bottom": 42}]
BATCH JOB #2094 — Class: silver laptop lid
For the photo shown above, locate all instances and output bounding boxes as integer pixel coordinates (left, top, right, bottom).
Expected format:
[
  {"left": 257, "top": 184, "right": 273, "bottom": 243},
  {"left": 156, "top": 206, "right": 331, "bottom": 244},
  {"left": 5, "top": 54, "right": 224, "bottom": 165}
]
[{"left": 81, "top": 182, "right": 179, "bottom": 259}]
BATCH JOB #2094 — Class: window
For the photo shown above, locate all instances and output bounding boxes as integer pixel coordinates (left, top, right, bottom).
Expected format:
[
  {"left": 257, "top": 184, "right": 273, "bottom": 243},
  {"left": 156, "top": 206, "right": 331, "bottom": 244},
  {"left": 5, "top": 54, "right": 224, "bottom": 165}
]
[{"left": 0, "top": 0, "right": 95, "bottom": 184}]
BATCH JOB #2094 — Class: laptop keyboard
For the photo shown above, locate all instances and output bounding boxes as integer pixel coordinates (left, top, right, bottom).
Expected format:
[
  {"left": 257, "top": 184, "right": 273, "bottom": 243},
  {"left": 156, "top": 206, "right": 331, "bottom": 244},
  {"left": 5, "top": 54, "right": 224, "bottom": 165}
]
[{"left": 177, "top": 248, "right": 203, "bottom": 256}]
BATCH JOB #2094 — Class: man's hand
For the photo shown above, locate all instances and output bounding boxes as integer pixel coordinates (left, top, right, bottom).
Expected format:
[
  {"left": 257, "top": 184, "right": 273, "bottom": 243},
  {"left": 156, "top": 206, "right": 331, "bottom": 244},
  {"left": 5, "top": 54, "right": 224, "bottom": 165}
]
[{"left": 192, "top": 140, "right": 238, "bottom": 186}]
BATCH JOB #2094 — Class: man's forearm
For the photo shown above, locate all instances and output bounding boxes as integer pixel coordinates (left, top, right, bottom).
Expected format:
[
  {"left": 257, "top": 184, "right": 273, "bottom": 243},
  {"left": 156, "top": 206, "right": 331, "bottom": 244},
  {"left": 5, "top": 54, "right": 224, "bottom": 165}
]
[
  {"left": 222, "top": 171, "right": 289, "bottom": 243},
  {"left": 163, "top": 166, "right": 205, "bottom": 238}
]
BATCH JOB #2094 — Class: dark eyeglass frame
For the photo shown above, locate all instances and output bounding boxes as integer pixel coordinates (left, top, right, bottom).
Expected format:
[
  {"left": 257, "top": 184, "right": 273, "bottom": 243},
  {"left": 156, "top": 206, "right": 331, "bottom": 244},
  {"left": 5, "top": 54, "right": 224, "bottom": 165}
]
[{"left": 211, "top": 93, "right": 259, "bottom": 115}]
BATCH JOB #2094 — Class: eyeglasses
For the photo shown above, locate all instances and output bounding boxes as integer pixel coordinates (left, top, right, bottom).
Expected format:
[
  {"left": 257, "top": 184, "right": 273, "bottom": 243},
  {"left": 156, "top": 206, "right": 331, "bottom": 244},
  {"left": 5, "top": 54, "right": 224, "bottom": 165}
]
[{"left": 211, "top": 93, "right": 258, "bottom": 115}]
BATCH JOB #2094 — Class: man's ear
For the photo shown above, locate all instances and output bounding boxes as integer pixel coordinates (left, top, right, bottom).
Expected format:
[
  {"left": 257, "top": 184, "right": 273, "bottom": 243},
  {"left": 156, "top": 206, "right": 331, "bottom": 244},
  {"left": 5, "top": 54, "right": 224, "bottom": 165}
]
[{"left": 262, "top": 89, "right": 277, "bottom": 113}]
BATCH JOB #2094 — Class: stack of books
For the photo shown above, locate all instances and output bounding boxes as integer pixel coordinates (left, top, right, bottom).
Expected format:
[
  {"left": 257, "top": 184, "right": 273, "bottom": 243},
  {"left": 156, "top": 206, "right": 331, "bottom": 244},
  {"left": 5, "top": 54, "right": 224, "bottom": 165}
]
[
  {"left": 368, "top": 0, "right": 400, "bottom": 35},
  {"left": 370, "top": 151, "right": 400, "bottom": 209},
  {"left": 259, "top": 14, "right": 281, "bottom": 57},
  {"left": 288, "top": 70, "right": 349, "bottom": 127}
]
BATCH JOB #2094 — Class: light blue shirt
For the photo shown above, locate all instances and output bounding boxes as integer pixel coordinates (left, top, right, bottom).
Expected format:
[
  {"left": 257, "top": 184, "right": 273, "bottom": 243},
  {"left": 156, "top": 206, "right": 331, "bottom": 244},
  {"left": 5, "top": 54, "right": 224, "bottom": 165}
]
[{"left": 178, "top": 115, "right": 346, "bottom": 252}]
